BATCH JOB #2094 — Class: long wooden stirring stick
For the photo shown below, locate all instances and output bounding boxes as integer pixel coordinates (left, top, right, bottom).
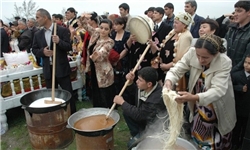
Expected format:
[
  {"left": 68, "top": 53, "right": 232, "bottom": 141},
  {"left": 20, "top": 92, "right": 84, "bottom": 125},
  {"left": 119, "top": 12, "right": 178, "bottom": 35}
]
[
  {"left": 106, "top": 44, "right": 151, "bottom": 119},
  {"left": 44, "top": 23, "right": 62, "bottom": 104}
]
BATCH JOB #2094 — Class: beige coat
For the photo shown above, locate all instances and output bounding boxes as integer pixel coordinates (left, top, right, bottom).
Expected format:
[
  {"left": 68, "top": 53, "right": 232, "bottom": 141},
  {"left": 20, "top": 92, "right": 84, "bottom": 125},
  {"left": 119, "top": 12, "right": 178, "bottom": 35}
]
[
  {"left": 163, "top": 29, "right": 193, "bottom": 63},
  {"left": 165, "top": 47, "right": 236, "bottom": 135},
  {"left": 173, "top": 29, "right": 193, "bottom": 63}
]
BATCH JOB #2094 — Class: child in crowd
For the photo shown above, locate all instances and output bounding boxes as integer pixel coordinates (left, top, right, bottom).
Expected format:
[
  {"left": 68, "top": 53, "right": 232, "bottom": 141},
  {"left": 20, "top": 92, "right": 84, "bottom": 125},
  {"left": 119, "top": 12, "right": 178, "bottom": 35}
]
[{"left": 231, "top": 54, "right": 250, "bottom": 150}]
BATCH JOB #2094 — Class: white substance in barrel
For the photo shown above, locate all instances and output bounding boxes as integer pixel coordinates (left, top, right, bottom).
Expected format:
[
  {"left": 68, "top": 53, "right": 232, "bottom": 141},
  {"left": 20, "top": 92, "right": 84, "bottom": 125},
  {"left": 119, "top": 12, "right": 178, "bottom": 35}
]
[{"left": 29, "top": 97, "right": 65, "bottom": 108}]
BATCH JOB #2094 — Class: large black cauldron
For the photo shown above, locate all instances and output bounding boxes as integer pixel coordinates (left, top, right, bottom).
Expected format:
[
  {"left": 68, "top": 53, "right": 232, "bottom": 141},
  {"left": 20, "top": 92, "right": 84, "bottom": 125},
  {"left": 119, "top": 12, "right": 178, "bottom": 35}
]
[
  {"left": 20, "top": 89, "right": 73, "bottom": 149},
  {"left": 20, "top": 89, "right": 71, "bottom": 113}
]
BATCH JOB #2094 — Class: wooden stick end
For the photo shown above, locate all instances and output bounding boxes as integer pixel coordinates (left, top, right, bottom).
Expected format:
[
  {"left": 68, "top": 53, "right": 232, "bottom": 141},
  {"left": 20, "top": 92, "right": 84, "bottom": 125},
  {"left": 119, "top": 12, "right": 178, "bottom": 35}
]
[{"left": 44, "top": 100, "right": 62, "bottom": 104}]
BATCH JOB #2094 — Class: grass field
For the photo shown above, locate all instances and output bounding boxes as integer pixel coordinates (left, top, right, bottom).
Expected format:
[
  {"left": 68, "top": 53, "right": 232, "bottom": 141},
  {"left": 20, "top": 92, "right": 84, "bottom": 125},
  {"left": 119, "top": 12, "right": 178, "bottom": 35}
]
[{"left": 1, "top": 100, "right": 130, "bottom": 150}]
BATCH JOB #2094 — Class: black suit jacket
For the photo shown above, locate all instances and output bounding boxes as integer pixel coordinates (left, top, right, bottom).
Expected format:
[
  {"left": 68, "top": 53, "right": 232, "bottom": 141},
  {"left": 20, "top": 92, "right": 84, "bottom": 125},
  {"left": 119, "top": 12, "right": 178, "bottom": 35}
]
[
  {"left": 1, "top": 28, "right": 10, "bottom": 57},
  {"left": 190, "top": 14, "right": 204, "bottom": 38},
  {"left": 232, "top": 70, "right": 250, "bottom": 117},
  {"left": 32, "top": 24, "right": 72, "bottom": 79},
  {"left": 152, "top": 22, "right": 172, "bottom": 80},
  {"left": 152, "top": 22, "right": 172, "bottom": 44}
]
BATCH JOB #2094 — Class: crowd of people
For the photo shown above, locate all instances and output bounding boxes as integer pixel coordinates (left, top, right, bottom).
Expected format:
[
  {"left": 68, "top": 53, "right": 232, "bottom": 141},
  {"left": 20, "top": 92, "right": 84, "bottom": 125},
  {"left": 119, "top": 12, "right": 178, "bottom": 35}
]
[{"left": 1, "top": 0, "right": 250, "bottom": 149}]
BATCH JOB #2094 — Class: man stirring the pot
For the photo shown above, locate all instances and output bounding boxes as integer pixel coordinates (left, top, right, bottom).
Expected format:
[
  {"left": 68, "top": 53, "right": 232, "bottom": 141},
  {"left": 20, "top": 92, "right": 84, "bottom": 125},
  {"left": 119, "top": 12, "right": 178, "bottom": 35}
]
[
  {"left": 113, "top": 67, "right": 167, "bottom": 149},
  {"left": 32, "top": 8, "right": 76, "bottom": 114}
]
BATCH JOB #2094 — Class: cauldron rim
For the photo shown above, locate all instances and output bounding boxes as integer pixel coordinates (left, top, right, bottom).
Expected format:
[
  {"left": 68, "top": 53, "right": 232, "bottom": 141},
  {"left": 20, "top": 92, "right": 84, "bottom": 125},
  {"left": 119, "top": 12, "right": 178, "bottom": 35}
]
[
  {"left": 20, "top": 89, "right": 71, "bottom": 114},
  {"left": 135, "top": 136, "right": 197, "bottom": 149},
  {"left": 67, "top": 108, "right": 120, "bottom": 136}
]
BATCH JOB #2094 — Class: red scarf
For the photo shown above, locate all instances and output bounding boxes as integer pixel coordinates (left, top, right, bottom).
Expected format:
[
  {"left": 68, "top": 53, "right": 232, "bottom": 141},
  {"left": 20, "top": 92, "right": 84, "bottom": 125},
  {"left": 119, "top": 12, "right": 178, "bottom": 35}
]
[{"left": 81, "top": 31, "right": 91, "bottom": 67}]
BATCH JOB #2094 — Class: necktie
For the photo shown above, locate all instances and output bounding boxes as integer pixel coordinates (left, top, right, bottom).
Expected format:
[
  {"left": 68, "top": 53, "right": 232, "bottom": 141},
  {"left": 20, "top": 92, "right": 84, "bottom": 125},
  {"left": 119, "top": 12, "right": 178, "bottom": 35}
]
[
  {"left": 154, "top": 24, "right": 159, "bottom": 32},
  {"left": 247, "top": 75, "right": 250, "bottom": 88}
]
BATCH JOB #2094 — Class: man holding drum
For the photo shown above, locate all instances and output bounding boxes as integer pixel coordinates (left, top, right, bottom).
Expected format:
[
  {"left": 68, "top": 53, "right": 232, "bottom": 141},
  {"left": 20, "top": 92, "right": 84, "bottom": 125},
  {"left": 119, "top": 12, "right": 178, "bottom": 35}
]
[{"left": 150, "top": 7, "right": 172, "bottom": 85}]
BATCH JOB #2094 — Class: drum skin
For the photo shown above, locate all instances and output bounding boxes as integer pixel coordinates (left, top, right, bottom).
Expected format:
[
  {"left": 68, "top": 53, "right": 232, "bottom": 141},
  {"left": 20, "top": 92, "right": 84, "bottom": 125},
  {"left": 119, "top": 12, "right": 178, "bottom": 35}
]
[{"left": 129, "top": 16, "right": 153, "bottom": 44}]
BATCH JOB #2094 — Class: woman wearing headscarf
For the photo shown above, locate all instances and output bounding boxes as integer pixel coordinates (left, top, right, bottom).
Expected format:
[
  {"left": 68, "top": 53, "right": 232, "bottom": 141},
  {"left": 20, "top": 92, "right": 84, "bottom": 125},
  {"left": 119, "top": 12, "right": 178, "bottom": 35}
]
[
  {"left": 151, "top": 12, "right": 193, "bottom": 87},
  {"left": 164, "top": 34, "right": 236, "bottom": 149}
]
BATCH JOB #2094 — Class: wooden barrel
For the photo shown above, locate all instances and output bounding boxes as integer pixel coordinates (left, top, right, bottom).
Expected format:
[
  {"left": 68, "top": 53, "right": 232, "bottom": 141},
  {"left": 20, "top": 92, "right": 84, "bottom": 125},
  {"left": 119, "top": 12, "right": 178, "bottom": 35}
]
[{"left": 75, "top": 129, "right": 114, "bottom": 150}]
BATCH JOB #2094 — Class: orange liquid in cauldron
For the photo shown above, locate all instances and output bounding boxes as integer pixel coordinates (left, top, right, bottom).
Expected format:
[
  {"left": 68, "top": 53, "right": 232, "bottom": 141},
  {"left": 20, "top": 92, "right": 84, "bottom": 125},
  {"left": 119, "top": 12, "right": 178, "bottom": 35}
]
[{"left": 74, "top": 114, "right": 115, "bottom": 131}]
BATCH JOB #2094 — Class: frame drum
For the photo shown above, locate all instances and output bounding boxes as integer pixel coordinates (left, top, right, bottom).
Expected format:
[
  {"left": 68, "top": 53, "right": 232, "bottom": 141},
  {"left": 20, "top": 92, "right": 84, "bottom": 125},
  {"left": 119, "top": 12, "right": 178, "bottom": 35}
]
[{"left": 129, "top": 16, "right": 153, "bottom": 44}]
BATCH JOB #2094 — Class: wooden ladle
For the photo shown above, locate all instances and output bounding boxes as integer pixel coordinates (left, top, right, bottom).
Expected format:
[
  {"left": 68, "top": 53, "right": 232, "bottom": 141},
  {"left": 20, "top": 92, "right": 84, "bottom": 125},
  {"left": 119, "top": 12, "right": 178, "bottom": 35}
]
[
  {"left": 106, "top": 44, "right": 151, "bottom": 119},
  {"left": 44, "top": 23, "right": 62, "bottom": 104}
]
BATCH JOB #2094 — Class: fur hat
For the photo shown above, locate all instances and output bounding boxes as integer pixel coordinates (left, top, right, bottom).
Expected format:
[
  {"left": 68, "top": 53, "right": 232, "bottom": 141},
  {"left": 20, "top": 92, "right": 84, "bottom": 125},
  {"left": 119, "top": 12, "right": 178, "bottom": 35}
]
[{"left": 175, "top": 12, "right": 192, "bottom": 26}]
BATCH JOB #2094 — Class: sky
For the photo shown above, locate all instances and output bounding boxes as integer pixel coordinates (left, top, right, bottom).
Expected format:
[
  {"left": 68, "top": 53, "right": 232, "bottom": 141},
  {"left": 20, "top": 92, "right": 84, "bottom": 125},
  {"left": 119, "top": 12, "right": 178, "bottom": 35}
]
[{"left": 1, "top": 0, "right": 237, "bottom": 23}]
